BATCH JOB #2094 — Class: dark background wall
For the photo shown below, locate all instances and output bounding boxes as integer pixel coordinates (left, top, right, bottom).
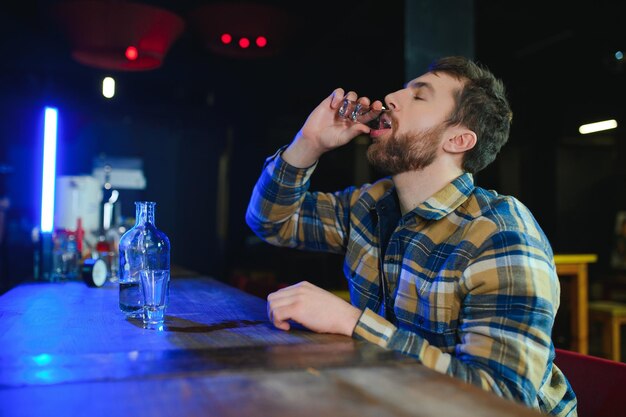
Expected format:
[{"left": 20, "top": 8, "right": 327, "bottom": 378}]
[
  {"left": 0, "top": 0, "right": 624, "bottom": 296},
  {"left": 474, "top": 1, "right": 626, "bottom": 275}
]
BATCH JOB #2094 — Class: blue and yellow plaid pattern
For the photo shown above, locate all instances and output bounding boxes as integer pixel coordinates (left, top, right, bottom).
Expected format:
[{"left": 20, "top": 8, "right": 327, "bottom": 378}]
[{"left": 246, "top": 149, "right": 577, "bottom": 416}]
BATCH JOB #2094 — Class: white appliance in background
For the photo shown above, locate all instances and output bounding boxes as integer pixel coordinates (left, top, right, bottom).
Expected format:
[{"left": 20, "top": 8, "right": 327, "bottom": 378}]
[
  {"left": 54, "top": 175, "right": 102, "bottom": 234},
  {"left": 92, "top": 157, "right": 146, "bottom": 190}
]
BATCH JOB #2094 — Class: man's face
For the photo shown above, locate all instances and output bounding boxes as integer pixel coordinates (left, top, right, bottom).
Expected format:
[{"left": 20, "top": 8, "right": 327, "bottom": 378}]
[{"left": 367, "top": 72, "right": 463, "bottom": 175}]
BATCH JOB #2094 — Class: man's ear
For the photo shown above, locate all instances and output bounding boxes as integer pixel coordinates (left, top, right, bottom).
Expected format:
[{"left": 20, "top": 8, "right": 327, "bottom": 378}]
[{"left": 442, "top": 131, "right": 477, "bottom": 154}]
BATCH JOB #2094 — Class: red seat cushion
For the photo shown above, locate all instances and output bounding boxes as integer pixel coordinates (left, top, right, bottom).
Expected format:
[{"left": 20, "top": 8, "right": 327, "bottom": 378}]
[{"left": 555, "top": 348, "right": 626, "bottom": 417}]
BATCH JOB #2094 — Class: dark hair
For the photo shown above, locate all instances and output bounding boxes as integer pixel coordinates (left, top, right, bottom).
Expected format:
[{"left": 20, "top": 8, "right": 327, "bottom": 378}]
[{"left": 428, "top": 56, "right": 512, "bottom": 174}]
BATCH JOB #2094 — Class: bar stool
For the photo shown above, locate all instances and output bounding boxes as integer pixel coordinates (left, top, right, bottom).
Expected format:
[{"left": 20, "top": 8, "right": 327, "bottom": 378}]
[{"left": 588, "top": 301, "right": 626, "bottom": 362}]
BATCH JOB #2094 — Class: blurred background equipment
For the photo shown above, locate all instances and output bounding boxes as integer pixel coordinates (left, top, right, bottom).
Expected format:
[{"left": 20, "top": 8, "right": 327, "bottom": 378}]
[{"left": 54, "top": 176, "right": 102, "bottom": 237}]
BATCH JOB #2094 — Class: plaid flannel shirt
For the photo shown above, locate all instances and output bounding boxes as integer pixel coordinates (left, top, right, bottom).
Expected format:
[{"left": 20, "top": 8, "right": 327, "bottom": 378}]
[{"left": 246, "top": 149, "right": 577, "bottom": 416}]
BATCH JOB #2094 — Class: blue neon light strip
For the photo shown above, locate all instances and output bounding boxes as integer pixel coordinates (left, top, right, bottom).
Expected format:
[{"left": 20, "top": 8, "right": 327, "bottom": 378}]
[{"left": 40, "top": 107, "right": 58, "bottom": 233}]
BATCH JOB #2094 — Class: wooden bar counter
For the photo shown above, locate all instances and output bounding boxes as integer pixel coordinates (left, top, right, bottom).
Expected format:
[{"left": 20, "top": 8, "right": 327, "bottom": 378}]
[{"left": 0, "top": 277, "right": 542, "bottom": 417}]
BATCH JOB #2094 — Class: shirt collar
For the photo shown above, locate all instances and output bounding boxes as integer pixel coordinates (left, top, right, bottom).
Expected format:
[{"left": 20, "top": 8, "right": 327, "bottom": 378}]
[{"left": 408, "top": 172, "right": 475, "bottom": 221}]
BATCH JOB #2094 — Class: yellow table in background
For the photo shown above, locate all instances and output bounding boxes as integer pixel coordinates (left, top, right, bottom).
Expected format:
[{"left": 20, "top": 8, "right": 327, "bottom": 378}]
[{"left": 554, "top": 253, "right": 598, "bottom": 355}]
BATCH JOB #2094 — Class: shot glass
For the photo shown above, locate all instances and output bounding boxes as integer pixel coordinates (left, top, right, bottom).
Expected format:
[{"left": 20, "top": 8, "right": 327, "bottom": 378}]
[
  {"left": 337, "top": 98, "right": 389, "bottom": 129},
  {"left": 140, "top": 269, "right": 170, "bottom": 331}
]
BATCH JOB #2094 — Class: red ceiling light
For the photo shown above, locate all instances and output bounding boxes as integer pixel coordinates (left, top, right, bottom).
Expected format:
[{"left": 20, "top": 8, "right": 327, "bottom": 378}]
[
  {"left": 188, "top": 2, "right": 292, "bottom": 59},
  {"left": 125, "top": 46, "right": 138, "bottom": 61},
  {"left": 220, "top": 33, "right": 232, "bottom": 44},
  {"left": 239, "top": 38, "right": 250, "bottom": 49},
  {"left": 52, "top": 1, "right": 185, "bottom": 71}
]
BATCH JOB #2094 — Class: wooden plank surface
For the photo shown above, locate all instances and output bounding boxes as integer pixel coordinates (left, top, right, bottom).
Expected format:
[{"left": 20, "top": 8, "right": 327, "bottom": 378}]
[
  {"left": 0, "top": 277, "right": 543, "bottom": 417},
  {"left": 1, "top": 365, "right": 543, "bottom": 417},
  {"left": 0, "top": 277, "right": 349, "bottom": 357}
]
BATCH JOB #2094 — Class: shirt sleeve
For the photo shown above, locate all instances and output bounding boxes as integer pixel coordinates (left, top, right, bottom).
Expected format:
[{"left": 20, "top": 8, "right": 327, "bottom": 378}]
[
  {"left": 245, "top": 147, "right": 360, "bottom": 254},
  {"left": 353, "top": 230, "right": 564, "bottom": 409}
]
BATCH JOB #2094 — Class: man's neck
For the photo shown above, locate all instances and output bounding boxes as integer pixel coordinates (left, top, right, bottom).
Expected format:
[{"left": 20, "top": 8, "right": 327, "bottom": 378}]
[{"left": 392, "top": 159, "right": 464, "bottom": 215}]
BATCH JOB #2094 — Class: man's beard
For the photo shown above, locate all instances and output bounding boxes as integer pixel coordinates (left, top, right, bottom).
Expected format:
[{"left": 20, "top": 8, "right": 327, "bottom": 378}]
[{"left": 366, "top": 123, "right": 445, "bottom": 176}]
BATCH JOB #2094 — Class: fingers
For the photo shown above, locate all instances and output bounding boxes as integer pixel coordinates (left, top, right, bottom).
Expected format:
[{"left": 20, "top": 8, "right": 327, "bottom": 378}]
[
  {"left": 333, "top": 89, "right": 375, "bottom": 133},
  {"left": 267, "top": 281, "right": 307, "bottom": 302},
  {"left": 370, "top": 99, "right": 385, "bottom": 111},
  {"left": 345, "top": 91, "right": 371, "bottom": 107},
  {"left": 266, "top": 282, "right": 313, "bottom": 331},
  {"left": 357, "top": 96, "right": 371, "bottom": 108},
  {"left": 268, "top": 299, "right": 298, "bottom": 331},
  {"left": 330, "top": 89, "right": 373, "bottom": 110},
  {"left": 330, "top": 88, "right": 345, "bottom": 109},
  {"left": 344, "top": 90, "right": 357, "bottom": 103},
  {"left": 271, "top": 307, "right": 292, "bottom": 331},
  {"left": 267, "top": 287, "right": 293, "bottom": 330},
  {"left": 266, "top": 281, "right": 359, "bottom": 335},
  {"left": 344, "top": 124, "right": 371, "bottom": 139},
  {"left": 270, "top": 303, "right": 297, "bottom": 330}
]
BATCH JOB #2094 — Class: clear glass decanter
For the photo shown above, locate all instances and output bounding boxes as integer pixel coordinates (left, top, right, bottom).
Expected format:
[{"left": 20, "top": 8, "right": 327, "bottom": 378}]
[{"left": 118, "top": 202, "right": 170, "bottom": 318}]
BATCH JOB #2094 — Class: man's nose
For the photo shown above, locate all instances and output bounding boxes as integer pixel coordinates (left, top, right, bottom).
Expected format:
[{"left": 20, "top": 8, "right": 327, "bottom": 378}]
[{"left": 384, "top": 91, "right": 399, "bottom": 110}]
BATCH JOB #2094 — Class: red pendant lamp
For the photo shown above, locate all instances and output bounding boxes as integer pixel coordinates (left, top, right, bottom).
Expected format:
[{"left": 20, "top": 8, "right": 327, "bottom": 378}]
[{"left": 52, "top": 1, "right": 185, "bottom": 71}]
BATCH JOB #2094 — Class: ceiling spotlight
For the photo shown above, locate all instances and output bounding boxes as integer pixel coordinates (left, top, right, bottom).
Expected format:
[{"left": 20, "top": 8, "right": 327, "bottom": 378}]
[
  {"left": 615, "top": 51, "right": 624, "bottom": 61},
  {"left": 220, "top": 33, "right": 232, "bottom": 44}
]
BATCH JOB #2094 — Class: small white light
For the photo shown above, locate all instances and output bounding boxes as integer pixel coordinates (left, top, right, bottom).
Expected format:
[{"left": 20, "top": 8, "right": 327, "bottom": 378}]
[
  {"left": 102, "top": 77, "right": 115, "bottom": 99},
  {"left": 578, "top": 119, "right": 618, "bottom": 135},
  {"left": 616, "top": 51, "right": 624, "bottom": 61}
]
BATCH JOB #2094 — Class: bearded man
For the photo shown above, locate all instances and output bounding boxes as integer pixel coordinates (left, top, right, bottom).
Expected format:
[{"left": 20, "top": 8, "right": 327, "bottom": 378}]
[{"left": 246, "top": 56, "right": 577, "bottom": 416}]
